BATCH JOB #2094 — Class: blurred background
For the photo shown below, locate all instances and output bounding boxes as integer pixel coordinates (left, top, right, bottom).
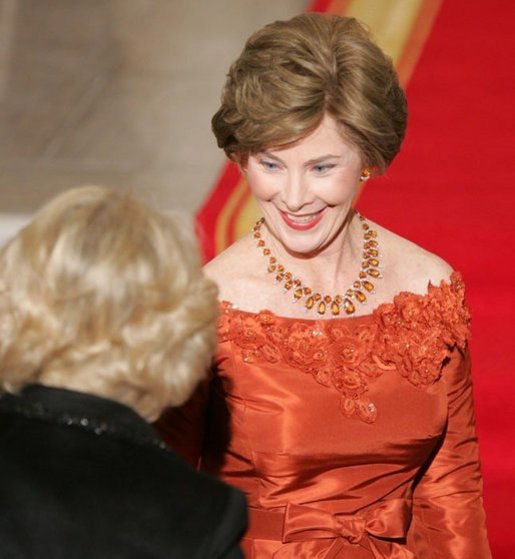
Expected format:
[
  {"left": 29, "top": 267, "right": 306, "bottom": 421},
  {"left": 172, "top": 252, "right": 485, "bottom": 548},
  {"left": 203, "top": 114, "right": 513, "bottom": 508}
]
[{"left": 0, "top": 0, "right": 307, "bottom": 240}]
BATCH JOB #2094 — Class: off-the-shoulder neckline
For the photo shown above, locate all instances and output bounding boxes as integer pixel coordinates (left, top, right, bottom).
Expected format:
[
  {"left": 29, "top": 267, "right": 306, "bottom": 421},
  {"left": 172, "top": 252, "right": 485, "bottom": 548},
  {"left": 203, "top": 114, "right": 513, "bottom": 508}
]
[{"left": 219, "top": 271, "right": 463, "bottom": 324}]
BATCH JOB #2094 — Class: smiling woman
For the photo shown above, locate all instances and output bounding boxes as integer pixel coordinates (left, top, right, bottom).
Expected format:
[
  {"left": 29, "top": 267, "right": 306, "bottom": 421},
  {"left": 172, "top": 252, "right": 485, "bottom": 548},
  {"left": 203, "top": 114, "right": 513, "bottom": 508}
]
[{"left": 157, "top": 13, "right": 492, "bottom": 559}]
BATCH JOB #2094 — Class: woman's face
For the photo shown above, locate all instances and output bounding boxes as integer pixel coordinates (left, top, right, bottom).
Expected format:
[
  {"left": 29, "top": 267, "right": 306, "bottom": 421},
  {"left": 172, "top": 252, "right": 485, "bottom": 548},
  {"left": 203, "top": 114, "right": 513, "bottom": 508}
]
[{"left": 245, "top": 114, "right": 363, "bottom": 257}]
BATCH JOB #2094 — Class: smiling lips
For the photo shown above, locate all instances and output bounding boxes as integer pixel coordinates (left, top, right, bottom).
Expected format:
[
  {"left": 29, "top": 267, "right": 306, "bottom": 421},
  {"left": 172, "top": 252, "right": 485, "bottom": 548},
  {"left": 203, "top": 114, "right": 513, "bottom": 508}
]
[{"left": 280, "top": 209, "right": 326, "bottom": 231}]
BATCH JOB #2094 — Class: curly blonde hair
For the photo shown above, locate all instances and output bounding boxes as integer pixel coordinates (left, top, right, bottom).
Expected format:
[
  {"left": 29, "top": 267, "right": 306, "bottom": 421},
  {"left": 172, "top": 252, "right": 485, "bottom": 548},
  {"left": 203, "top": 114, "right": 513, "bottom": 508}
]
[
  {"left": 0, "top": 186, "right": 218, "bottom": 421},
  {"left": 212, "top": 13, "right": 407, "bottom": 172}
]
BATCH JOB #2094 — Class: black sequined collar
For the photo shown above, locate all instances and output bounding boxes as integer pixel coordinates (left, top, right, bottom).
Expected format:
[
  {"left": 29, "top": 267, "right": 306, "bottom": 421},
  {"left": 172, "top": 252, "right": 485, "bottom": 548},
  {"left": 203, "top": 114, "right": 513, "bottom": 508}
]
[{"left": 0, "top": 385, "right": 169, "bottom": 451}]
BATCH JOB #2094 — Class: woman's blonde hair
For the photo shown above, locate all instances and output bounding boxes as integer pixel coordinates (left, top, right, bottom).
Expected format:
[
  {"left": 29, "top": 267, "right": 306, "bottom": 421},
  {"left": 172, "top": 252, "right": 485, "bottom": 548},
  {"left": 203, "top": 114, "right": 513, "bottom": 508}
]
[
  {"left": 212, "top": 13, "right": 407, "bottom": 172},
  {"left": 0, "top": 186, "right": 218, "bottom": 421}
]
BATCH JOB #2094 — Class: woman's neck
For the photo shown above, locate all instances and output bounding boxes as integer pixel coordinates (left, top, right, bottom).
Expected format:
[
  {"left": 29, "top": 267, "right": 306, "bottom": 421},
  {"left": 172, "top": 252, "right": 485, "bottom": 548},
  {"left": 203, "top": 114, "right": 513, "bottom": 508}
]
[{"left": 262, "top": 211, "right": 362, "bottom": 294}]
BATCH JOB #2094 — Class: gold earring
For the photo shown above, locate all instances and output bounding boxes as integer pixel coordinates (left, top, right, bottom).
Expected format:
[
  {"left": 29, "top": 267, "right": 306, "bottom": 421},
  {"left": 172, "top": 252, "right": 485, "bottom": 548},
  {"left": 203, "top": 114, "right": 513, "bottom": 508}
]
[{"left": 360, "top": 168, "right": 372, "bottom": 182}]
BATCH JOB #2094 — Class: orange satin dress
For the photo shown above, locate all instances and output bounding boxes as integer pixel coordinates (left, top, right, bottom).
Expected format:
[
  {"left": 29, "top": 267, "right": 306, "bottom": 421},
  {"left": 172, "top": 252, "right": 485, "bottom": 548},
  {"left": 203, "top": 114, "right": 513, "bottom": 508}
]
[{"left": 157, "top": 273, "right": 491, "bottom": 558}]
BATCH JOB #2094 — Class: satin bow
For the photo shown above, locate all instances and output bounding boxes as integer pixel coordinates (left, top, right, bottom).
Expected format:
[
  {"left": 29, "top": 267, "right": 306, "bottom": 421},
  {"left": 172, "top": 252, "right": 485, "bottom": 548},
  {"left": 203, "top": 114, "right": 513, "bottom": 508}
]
[{"left": 281, "top": 499, "right": 412, "bottom": 558}]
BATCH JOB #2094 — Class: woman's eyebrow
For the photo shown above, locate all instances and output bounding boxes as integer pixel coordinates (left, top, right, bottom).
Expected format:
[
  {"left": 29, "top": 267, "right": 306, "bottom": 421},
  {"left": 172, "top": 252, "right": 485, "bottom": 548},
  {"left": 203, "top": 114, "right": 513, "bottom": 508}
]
[
  {"left": 304, "top": 154, "right": 340, "bottom": 165},
  {"left": 259, "top": 151, "right": 284, "bottom": 163}
]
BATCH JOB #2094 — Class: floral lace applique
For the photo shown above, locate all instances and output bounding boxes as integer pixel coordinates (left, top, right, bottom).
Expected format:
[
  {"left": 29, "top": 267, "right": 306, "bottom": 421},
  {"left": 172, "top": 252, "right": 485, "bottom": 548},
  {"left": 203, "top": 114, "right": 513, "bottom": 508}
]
[{"left": 217, "top": 272, "right": 470, "bottom": 424}]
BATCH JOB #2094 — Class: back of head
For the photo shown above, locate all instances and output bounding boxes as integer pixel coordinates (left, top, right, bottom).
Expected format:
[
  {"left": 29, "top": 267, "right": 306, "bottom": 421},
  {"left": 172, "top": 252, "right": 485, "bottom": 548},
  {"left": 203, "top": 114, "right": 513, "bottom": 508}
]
[
  {"left": 212, "top": 13, "right": 407, "bottom": 172},
  {"left": 0, "top": 186, "right": 218, "bottom": 421}
]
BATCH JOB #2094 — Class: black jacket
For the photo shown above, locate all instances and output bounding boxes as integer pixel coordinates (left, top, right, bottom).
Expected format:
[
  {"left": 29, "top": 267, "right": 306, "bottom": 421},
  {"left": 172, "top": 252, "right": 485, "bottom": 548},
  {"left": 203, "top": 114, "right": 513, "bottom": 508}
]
[{"left": 0, "top": 385, "right": 247, "bottom": 559}]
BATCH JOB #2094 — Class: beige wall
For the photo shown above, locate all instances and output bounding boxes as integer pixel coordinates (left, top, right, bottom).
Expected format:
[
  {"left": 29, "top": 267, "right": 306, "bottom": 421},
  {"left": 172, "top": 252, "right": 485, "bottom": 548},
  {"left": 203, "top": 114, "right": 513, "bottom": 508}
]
[{"left": 0, "top": 0, "right": 307, "bottom": 242}]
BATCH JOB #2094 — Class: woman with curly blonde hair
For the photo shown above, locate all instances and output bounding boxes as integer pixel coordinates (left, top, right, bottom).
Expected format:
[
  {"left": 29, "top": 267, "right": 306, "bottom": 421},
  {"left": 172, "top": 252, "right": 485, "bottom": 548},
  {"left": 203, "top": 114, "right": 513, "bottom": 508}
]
[
  {"left": 158, "top": 13, "right": 491, "bottom": 558},
  {"left": 0, "top": 186, "right": 246, "bottom": 558}
]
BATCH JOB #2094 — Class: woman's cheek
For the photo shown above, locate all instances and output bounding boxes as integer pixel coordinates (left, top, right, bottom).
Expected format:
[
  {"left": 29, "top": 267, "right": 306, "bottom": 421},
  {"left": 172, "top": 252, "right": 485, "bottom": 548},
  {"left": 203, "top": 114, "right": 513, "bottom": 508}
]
[
  {"left": 248, "top": 172, "right": 280, "bottom": 201},
  {"left": 315, "top": 177, "right": 357, "bottom": 206}
]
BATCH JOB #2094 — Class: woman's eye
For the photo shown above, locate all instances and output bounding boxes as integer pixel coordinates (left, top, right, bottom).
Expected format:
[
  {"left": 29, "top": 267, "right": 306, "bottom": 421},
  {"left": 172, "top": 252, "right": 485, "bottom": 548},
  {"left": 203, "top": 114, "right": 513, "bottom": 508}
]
[
  {"left": 260, "top": 160, "right": 279, "bottom": 171},
  {"left": 313, "top": 164, "right": 334, "bottom": 174}
]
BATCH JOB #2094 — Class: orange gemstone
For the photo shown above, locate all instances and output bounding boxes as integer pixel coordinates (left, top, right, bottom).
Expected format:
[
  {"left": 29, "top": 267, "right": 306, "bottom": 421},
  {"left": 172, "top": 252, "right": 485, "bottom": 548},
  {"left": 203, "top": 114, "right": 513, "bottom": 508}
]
[
  {"left": 354, "top": 290, "right": 366, "bottom": 303},
  {"left": 367, "top": 258, "right": 379, "bottom": 267},
  {"left": 258, "top": 240, "right": 265, "bottom": 247},
  {"left": 362, "top": 223, "right": 370, "bottom": 231},
  {"left": 335, "top": 295, "right": 342, "bottom": 303},
  {"left": 313, "top": 293, "right": 321, "bottom": 301},
  {"left": 345, "top": 289, "right": 353, "bottom": 297},
  {"left": 263, "top": 248, "right": 270, "bottom": 255},
  {"left": 359, "top": 271, "right": 367, "bottom": 279},
  {"left": 318, "top": 301, "right": 326, "bottom": 315},
  {"left": 367, "top": 268, "right": 380, "bottom": 278},
  {"left": 324, "top": 295, "right": 331, "bottom": 303},
  {"left": 293, "top": 279, "right": 301, "bottom": 286},
  {"left": 365, "top": 230, "right": 377, "bottom": 238},
  {"left": 367, "top": 249, "right": 379, "bottom": 257},
  {"left": 284, "top": 281, "right": 293, "bottom": 290},
  {"left": 303, "top": 287, "right": 312, "bottom": 295},
  {"left": 268, "top": 264, "right": 277, "bottom": 273},
  {"left": 270, "top": 257, "right": 277, "bottom": 263},
  {"left": 353, "top": 281, "right": 361, "bottom": 289},
  {"left": 306, "top": 297, "right": 314, "bottom": 309},
  {"left": 284, "top": 272, "right": 292, "bottom": 280},
  {"left": 293, "top": 287, "right": 303, "bottom": 299},
  {"left": 365, "top": 240, "right": 378, "bottom": 248},
  {"left": 343, "top": 298, "right": 355, "bottom": 315},
  {"left": 361, "top": 280, "right": 374, "bottom": 292},
  {"left": 278, "top": 265, "right": 284, "bottom": 272},
  {"left": 253, "top": 231, "right": 261, "bottom": 238},
  {"left": 331, "top": 302, "right": 340, "bottom": 315},
  {"left": 276, "top": 273, "right": 284, "bottom": 281},
  {"left": 362, "top": 261, "right": 370, "bottom": 268}
]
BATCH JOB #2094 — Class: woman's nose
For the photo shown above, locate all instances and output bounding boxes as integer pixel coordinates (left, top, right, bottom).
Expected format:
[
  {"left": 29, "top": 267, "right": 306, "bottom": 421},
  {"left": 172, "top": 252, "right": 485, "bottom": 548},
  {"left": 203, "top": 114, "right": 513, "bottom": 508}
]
[{"left": 281, "top": 173, "right": 310, "bottom": 212}]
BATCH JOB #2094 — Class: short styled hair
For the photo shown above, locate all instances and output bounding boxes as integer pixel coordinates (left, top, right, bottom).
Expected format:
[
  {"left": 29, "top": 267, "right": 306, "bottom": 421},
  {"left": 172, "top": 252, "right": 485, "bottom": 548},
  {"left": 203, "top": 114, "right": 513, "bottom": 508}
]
[
  {"left": 212, "top": 13, "right": 407, "bottom": 172},
  {"left": 0, "top": 186, "right": 218, "bottom": 421}
]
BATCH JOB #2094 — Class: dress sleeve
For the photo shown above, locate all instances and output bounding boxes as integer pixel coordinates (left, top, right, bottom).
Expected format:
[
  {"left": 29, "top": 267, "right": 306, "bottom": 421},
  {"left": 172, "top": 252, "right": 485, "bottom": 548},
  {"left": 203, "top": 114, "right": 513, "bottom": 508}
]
[
  {"left": 153, "top": 377, "right": 211, "bottom": 468},
  {"left": 407, "top": 345, "right": 492, "bottom": 558}
]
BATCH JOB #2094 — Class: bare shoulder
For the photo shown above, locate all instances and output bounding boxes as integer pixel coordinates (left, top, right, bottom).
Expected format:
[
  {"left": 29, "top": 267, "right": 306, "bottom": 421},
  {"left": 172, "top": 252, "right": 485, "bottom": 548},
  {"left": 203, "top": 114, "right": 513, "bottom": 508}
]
[
  {"left": 203, "top": 233, "right": 263, "bottom": 303},
  {"left": 375, "top": 222, "right": 455, "bottom": 297}
]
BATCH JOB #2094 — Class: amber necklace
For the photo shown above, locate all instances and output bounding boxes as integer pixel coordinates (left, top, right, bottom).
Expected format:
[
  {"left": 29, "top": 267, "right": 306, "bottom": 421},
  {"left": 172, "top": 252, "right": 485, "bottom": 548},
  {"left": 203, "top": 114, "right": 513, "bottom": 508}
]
[{"left": 252, "top": 214, "right": 381, "bottom": 316}]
